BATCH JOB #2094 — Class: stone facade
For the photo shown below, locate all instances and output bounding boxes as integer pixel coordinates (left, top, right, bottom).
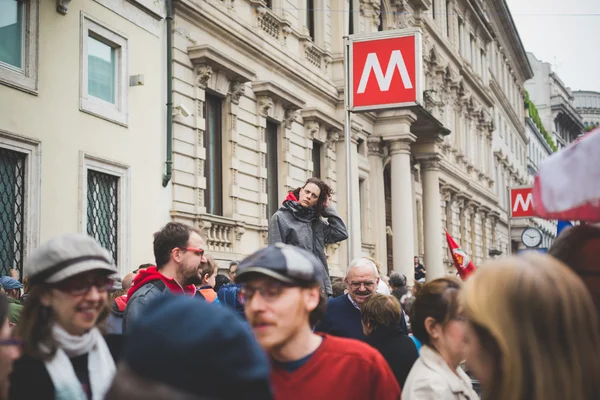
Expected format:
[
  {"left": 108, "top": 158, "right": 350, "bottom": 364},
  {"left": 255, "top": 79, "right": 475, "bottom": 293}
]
[
  {"left": 573, "top": 90, "right": 600, "bottom": 130},
  {"left": 169, "top": 0, "right": 532, "bottom": 279},
  {"left": 523, "top": 117, "right": 556, "bottom": 249},
  {"left": 0, "top": 0, "right": 170, "bottom": 277},
  {"left": 525, "top": 52, "right": 584, "bottom": 150}
]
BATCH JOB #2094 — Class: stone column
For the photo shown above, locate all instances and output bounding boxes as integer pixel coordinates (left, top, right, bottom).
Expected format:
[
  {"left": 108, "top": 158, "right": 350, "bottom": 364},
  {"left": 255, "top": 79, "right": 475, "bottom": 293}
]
[
  {"left": 335, "top": 129, "right": 360, "bottom": 266},
  {"left": 367, "top": 137, "right": 387, "bottom": 271},
  {"left": 387, "top": 137, "right": 416, "bottom": 282},
  {"left": 420, "top": 155, "right": 446, "bottom": 280}
]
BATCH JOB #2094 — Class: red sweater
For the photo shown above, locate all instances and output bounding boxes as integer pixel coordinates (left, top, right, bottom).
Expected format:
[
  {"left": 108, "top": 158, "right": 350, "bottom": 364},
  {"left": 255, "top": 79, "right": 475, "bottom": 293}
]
[{"left": 271, "top": 334, "right": 401, "bottom": 400}]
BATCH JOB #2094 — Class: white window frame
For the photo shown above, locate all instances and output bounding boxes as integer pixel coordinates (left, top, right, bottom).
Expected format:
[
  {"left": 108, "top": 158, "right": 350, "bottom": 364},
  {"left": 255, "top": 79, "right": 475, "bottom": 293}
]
[
  {"left": 80, "top": 14, "right": 128, "bottom": 126},
  {"left": 0, "top": 0, "right": 39, "bottom": 94},
  {"left": 79, "top": 152, "right": 131, "bottom": 275},
  {"left": 0, "top": 129, "right": 41, "bottom": 274}
]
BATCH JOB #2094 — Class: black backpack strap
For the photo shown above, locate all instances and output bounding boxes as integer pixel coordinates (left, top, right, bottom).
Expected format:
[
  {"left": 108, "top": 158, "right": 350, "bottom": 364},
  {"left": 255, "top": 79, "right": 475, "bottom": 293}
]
[{"left": 149, "top": 279, "right": 167, "bottom": 292}]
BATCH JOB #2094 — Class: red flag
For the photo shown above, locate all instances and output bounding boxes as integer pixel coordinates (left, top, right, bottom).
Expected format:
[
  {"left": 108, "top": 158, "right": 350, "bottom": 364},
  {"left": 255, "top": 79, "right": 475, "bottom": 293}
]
[{"left": 445, "top": 230, "right": 476, "bottom": 281}]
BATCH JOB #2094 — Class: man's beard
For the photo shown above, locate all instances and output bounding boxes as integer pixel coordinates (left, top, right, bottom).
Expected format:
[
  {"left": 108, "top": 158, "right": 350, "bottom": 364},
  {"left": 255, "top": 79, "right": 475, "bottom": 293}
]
[{"left": 182, "top": 267, "right": 202, "bottom": 286}]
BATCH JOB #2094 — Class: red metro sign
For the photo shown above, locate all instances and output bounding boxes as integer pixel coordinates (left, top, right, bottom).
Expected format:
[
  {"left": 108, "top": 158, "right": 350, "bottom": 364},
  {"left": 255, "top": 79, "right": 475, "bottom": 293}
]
[
  {"left": 349, "top": 29, "right": 423, "bottom": 112},
  {"left": 510, "top": 186, "right": 536, "bottom": 218}
]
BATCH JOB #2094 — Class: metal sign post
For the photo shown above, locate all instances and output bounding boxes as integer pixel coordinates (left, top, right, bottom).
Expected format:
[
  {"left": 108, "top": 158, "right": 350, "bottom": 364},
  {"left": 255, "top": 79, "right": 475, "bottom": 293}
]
[{"left": 344, "top": 37, "right": 354, "bottom": 263}]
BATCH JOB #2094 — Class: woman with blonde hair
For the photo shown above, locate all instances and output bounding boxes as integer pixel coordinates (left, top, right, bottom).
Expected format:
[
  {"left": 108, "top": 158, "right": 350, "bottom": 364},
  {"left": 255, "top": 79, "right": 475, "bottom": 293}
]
[{"left": 462, "top": 253, "right": 600, "bottom": 400}]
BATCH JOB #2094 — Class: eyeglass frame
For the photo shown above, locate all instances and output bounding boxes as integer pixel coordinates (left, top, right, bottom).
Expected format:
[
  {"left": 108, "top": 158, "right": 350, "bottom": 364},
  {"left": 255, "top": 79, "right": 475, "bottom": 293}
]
[
  {"left": 51, "top": 276, "right": 115, "bottom": 297},
  {"left": 348, "top": 281, "right": 376, "bottom": 290},
  {"left": 240, "top": 280, "right": 301, "bottom": 305},
  {"left": 176, "top": 247, "right": 205, "bottom": 257}
]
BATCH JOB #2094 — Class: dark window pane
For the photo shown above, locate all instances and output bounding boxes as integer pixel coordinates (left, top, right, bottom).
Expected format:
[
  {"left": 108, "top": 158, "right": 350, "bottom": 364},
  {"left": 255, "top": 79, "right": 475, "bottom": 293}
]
[
  {"left": 204, "top": 94, "right": 223, "bottom": 216},
  {"left": 266, "top": 121, "right": 279, "bottom": 219},
  {"left": 312, "top": 141, "right": 321, "bottom": 178},
  {"left": 349, "top": 0, "right": 354, "bottom": 35},
  {"left": 0, "top": 148, "right": 26, "bottom": 279},
  {"left": 378, "top": 0, "right": 383, "bottom": 31},
  {"left": 87, "top": 170, "right": 119, "bottom": 265},
  {"left": 307, "top": 0, "right": 315, "bottom": 40}
]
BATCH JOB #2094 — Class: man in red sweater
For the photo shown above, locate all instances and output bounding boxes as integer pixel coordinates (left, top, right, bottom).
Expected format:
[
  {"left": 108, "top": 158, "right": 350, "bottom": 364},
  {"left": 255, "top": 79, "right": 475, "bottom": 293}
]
[{"left": 237, "top": 243, "right": 401, "bottom": 400}]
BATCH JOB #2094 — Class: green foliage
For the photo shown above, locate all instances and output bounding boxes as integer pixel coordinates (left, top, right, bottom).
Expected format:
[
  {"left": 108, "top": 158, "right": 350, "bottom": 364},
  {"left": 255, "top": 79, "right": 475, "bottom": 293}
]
[
  {"left": 524, "top": 90, "right": 558, "bottom": 153},
  {"left": 584, "top": 124, "right": 596, "bottom": 133}
]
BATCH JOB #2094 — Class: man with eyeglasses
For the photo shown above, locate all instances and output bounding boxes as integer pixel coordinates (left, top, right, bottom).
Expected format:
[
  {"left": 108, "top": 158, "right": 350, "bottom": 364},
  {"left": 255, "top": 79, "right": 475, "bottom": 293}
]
[
  {"left": 315, "top": 258, "right": 407, "bottom": 341},
  {"left": 123, "top": 222, "right": 207, "bottom": 332},
  {"left": 237, "top": 243, "right": 401, "bottom": 400}
]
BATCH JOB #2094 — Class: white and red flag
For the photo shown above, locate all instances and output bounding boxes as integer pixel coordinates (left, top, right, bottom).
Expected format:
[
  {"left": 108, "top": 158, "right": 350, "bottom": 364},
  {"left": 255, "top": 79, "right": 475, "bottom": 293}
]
[
  {"left": 533, "top": 127, "right": 600, "bottom": 222},
  {"left": 445, "top": 230, "right": 476, "bottom": 281}
]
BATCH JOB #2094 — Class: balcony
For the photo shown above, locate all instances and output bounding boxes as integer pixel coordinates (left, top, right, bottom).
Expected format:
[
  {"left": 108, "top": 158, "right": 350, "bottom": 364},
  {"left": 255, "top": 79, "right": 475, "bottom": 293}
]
[{"left": 198, "top": 214, "right": 246, "bottom": 254}]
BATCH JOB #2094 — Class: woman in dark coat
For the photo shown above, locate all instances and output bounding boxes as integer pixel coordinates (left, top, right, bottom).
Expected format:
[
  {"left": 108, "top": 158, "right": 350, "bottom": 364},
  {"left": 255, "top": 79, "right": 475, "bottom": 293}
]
[
  {"left": 9, "top": 234, "right": 122, "bottom": 400},
  {"left": 362, "top": 293, "right": 419, "bottom": 389},
  {"left": 268, "top": 178, "right": 348, "bottom": 297}
]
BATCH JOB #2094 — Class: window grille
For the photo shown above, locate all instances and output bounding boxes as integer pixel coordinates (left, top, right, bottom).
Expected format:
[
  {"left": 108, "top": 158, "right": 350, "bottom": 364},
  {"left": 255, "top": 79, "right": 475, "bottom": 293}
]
[
  {"left": 0, "top": 148, "right": 26, "bottom": 278},
  {"left": 87, "top": 169, "right": 119, "bottom": 264}
]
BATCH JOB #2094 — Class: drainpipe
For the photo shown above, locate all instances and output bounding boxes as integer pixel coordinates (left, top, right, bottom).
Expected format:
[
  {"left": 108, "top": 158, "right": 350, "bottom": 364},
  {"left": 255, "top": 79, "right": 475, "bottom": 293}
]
[{"left": 162, "top": 0, "right": 174, "bottom": 187}]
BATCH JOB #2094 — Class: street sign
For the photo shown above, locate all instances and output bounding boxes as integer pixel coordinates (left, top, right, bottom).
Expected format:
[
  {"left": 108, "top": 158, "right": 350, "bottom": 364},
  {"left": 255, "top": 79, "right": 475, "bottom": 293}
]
[
  {"left": 348, "top": 29, "right": 423, "bottom": 112},
  {"left": 510, "top": 186, "right": 536, "bottom": 218}
]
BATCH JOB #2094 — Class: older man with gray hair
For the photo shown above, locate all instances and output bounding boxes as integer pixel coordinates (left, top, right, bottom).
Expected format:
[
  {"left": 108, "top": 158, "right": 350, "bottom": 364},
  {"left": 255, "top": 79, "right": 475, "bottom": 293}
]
[{"left": 315, "top": 258, "right": 407, "bottom": 340}]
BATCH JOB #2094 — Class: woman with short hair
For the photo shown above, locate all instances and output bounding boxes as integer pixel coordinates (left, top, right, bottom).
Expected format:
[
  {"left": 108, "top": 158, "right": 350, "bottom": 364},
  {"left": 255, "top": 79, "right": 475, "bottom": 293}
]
[
  {"left": 403, "top": 277, "right": 478, "bottom": 399},
  {"left": 9, "top": 234, "right": 120, "bottom": 400},
  {"left": 361, "top": 294, "right": 418, "bottom": 388},
  {"left": 462, "top": 253, "right": 600, "bottom": 400}
]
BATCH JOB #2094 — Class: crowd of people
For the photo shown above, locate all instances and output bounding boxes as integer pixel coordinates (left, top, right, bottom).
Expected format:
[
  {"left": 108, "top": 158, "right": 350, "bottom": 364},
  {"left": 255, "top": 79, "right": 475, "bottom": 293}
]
[{"left": 0, "top": 178, "right": 598, "bottom": 399}]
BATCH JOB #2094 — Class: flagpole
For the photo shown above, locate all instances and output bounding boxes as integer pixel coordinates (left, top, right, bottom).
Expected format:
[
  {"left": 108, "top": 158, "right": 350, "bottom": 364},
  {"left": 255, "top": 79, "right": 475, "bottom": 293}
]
[
  {"left": 507, "top": 185, "right": 512, "bottom": 255},
  {"left": 344, "top": 37, "right": 353, "bottom": 263}
]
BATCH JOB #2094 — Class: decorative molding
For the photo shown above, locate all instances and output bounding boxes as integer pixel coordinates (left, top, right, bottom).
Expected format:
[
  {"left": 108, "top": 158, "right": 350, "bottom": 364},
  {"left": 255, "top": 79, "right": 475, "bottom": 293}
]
[
  {"left": 305, "top": 120, "right": 320, "bottom": 139},
  {"left": 326, "top": 131, "right": 339, "bottom": 150},
  {"left": 283, "top": 108, "right": 297, "bottom": 129},
  {"left": 196, "top": 65, "right": 213, "bottom": 88},
  {"left": 417, "top": 153, "right": 443, "bottom": 171},
  {"left": 367, "top": 137, "right": 384, "bottom": 157},
  {"left": 189, "top": 45, "right": 255, "bottom": 83},
  {"left": 57, "top": 0, "right": 71, "bottom": 14},
  {"left": 257, "top": 96, "right": 274, "bottom": 117},
  {"left": 229, "top": 81, "right": 246, "bottom": 104},
  {"left": 253, "top": 81, "right": 306, "bottom": 111},
  {"left": 300, "top": 107, "right": 344, "bottom": 133}
]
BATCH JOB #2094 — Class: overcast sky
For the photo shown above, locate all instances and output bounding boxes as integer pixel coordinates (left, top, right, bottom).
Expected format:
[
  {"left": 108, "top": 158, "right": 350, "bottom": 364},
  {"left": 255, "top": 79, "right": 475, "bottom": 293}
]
[{"left": 505, "top": 0, "right": 600, "bottom": 92}]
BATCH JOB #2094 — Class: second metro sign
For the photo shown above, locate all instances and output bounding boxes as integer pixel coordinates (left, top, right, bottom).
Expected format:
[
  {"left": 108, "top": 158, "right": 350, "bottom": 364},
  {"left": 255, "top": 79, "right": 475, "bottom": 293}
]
[{"left": 349, "top": 29, "right": 423, "bottom": 112}]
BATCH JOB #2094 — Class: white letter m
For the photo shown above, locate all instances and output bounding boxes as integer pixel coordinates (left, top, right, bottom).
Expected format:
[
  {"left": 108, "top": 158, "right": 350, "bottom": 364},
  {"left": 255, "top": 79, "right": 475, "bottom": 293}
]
[
  {"left": 357, "top": 50, "right": 413, "bottom": 94},
  {"left": 513, "top": 193, "right": 533, "bottom": 213}
]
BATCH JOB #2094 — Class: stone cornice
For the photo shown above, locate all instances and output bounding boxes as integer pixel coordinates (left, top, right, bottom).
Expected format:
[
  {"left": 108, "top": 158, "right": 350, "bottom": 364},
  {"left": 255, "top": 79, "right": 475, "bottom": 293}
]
[
  {"left": 253, "top": 81, "right": 306, "bottom": 110},
  {"left": 301, "top": 107, "right": 344, "bottom": 132},
  {"left": 488, "top": 0, "right": 533, "bottom": 81},
  {"left": 188, "top": 45, "right": 255, "bottom": 83},
  {"left": 174, "top": 0, "right": 339, "bottom": 104}
]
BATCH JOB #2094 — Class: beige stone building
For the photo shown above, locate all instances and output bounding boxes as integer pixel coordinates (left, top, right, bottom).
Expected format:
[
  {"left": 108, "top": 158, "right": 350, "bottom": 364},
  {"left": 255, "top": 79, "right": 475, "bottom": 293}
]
[
  {"left": 573, "top": 90, "right": 600, "bottom": 130},
  {"left": 0, "top": 0, "right": 170, "bottom": 277},
  {"left": 0, "top": 0, "right": 534, "bottom": 281},
  {"left": 168, "top": 0, "right": 532, "bottom": 281}
]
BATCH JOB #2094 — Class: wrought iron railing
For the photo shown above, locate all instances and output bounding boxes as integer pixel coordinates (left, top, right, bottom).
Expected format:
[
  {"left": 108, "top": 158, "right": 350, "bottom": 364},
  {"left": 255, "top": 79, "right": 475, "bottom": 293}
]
[
  {"left": 87, "top": 169, "right": 119, "bottom": 265},
  {"left": 0, "top": 148, "right": 26, "bottom": 279}
]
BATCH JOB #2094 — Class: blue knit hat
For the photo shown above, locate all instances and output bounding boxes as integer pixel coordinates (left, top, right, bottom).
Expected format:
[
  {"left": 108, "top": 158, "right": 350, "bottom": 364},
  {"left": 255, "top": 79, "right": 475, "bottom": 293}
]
[
  {"left": 123, "top": 295, "right": 272, "bottom": 400},
  {"left": 0, "top": 276, "right": 23, "bottom": 290}
]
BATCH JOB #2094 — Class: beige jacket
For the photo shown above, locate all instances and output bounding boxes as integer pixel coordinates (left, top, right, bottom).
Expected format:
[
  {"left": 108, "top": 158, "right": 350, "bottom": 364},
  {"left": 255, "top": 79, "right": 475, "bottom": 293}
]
[{"left": 402, "top": 346, "right": 479, "bottom": 400}]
